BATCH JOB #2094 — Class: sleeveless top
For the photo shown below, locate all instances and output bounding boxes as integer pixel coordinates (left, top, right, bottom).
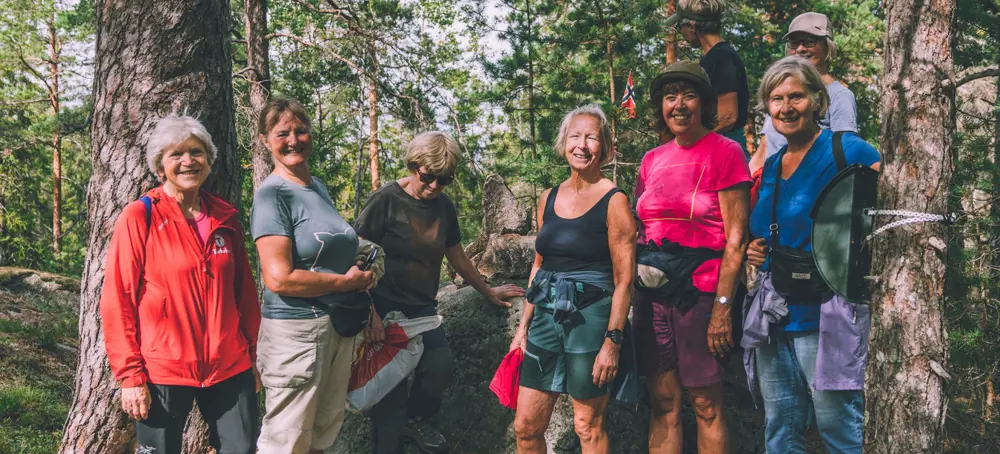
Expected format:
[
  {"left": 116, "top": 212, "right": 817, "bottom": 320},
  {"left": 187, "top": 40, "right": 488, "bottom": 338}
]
[{"left": 535, "top": 185, "right": 622, "bottom": 273}]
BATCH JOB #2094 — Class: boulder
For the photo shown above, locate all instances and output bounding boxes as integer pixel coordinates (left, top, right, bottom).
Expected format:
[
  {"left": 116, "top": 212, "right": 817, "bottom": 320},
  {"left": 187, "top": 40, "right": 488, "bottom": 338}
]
[{"left": 452, "top": 175, "right": 536, "bottom": 284}]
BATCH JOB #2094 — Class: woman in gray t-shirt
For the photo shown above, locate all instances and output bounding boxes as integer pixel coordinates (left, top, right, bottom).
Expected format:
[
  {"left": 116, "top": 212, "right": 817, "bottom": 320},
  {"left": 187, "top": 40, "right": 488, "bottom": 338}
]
[
  {"left": 251, "top": 98, "right": 375, "bottom": 453},
  {"left": 751, "top": 12, "right": 858, "bottom": 173}
]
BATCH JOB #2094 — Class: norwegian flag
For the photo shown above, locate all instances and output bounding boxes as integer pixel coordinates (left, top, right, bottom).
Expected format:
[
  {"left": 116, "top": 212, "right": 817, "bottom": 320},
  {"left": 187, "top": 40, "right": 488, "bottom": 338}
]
[{"left": 620, "top": 71, "right": 636, "bottom": 119}]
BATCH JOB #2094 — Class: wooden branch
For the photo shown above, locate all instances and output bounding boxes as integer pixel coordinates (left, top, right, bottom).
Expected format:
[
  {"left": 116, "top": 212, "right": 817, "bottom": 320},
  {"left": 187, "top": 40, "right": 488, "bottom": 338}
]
[
  {"left": 0, "top": 98, "right": 51, "bottom": 107},
  {"left": 269, "top": 32, "right": 362, "bottom": 72},
  {"left": 956, "top": 66, "right": 1000, "bottom": 88}
]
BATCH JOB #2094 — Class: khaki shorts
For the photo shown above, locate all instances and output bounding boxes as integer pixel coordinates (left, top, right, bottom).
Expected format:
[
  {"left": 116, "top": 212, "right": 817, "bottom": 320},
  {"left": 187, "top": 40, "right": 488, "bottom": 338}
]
[{"left": 256, "top": 315, "right": 357, "bottom": 453}]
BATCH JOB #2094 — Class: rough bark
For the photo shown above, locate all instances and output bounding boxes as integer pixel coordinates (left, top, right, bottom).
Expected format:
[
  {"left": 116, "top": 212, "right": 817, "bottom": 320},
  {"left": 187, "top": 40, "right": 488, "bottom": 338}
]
[
  {"left": 60, "top": 0, "right": 238, "bottom": 452},
  {"left": 246, "top": 0, "right": 272, "bottom": 191},
  {"left": 47, "top": 15, "right": 62, "bottom": 254},
  {"left": 526, "top": 0, "right": 537, "bottom": 160},
  {"left": 865, "top": 0, "right": 956, "bottom": 452}
]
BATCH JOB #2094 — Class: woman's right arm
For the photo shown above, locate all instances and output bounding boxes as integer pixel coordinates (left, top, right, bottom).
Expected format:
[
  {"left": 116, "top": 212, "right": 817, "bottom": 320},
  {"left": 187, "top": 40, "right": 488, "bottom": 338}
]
[
  {"left": 256, "top": 235, "right": 372, "bottom": 297},
  {"left": 510, "top": 188, "right": 550, "bottom": 352}
]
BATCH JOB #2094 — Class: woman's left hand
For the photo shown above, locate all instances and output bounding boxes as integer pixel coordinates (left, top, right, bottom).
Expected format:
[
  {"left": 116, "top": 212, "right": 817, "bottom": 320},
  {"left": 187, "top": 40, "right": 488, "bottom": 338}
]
[
  {"left": 591, "top": 340, "right": 620, "bottom": 387},
  {"left": 707, "top": 303, "right": 733, "bottom": 357},
  {"left": 487, "top": 284, "right": 525, "bottom": 308},
  {"left": 252, "top": 363, "right": 262, "bottom": 393}
]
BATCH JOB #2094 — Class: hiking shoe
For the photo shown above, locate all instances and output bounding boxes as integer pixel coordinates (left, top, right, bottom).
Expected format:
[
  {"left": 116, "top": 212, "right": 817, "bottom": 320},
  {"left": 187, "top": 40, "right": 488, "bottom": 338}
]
[{"left": 402, "top": 418, "right": 447, "bottom": 453}]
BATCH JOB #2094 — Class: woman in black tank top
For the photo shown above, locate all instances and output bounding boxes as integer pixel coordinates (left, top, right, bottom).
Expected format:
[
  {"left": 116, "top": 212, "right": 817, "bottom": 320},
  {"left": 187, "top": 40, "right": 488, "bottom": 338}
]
[{"left": 509, "top": 105, "right": 636, "bottom": 454}]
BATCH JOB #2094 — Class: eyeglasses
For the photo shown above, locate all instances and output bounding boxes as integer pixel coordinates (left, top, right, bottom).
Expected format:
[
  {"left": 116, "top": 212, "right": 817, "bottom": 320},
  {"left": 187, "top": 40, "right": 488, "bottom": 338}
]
[
  {"left": 417, "top": 170, "right": 454, "bottom": 186},
  {"left": 786, "top": 37, "right": 819, "bottom": 50}
]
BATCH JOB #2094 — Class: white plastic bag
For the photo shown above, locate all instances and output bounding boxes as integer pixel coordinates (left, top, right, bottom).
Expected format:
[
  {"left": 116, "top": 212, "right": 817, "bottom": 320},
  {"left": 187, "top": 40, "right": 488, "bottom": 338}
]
[{"left": 346, "top": 312, "right": 443, "bottom": 412}]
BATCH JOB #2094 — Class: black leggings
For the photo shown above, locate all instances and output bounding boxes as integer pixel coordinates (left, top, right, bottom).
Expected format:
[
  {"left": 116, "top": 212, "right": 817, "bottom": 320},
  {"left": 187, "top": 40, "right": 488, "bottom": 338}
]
[{"left": 135, "top": 368, "right": 258, "bottom": 454}]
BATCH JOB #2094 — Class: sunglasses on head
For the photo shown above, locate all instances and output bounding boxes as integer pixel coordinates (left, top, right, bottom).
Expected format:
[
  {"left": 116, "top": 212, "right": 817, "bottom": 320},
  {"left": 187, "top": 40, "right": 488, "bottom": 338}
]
[
  {"left": 417, "top": 170, "right": 454, "bottom": 186},
  {"left": 786, "top": 37, "right": 819, "bottom": 50}
]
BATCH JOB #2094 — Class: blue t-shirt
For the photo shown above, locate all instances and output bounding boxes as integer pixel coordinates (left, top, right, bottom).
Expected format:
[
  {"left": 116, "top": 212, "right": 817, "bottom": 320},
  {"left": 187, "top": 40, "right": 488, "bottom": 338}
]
[{"left": 750, "top": 130, "right": 880, "bottom": 331}]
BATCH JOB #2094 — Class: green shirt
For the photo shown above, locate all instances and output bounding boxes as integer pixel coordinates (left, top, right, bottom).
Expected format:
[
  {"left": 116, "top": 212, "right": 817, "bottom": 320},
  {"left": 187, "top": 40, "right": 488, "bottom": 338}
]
[{"left": 251, "top": 174, "right": 359, "bottom": 319}]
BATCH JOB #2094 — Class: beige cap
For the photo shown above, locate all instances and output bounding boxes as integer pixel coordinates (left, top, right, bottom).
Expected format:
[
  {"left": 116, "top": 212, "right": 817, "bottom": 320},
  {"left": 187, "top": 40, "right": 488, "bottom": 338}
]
[{"left": 784, "top": 12, "right": 833, "bottom": 39}]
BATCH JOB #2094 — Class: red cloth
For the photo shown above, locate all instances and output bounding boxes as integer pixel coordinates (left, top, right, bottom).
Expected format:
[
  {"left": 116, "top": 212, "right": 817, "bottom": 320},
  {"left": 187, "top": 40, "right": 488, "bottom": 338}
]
[
  {"left": 100, "top": 187, "right": 260, "bottom": 388},
  {"left": 490, "top": 348, "right": 524, "bottom": 409}
]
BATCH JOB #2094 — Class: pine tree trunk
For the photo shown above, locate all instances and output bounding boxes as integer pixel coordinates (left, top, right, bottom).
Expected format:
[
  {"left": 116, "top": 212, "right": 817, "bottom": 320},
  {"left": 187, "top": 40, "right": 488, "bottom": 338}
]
[
  {"left": 665, "top": 0, "right": 677, "bottom": 64},
  {"left": 246, "top": 0, "right": 272, "bottom": 191},
  {"left": 48, "top": 15, "right": 62, "bottom": 254},
  {"left": 865, "top": 0, "right": 956, "bottom": 452},
  {"left": 368, "top": 74, "right": 380, "bottom": 191},
  {"left": 60, "top": 1, "right": 238, "bottom": 452}
]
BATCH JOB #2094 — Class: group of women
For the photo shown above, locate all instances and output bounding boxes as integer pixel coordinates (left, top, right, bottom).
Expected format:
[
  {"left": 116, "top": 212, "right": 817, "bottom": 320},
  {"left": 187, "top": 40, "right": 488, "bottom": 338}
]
[{"left": 98, "top": 5, "right": 878, "bottom": 454}]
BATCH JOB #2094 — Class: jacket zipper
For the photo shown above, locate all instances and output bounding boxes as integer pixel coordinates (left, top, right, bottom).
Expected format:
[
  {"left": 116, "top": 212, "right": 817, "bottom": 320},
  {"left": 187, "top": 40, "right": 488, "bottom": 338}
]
[{"left": 199, "top": 224, "right": 235, "bottom": 386}]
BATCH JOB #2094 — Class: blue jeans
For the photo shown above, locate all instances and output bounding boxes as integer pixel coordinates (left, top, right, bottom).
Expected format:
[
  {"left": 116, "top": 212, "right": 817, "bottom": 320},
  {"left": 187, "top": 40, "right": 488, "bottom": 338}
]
[{"left": 755, "top": 330, "right": 864, "bottom": 454}]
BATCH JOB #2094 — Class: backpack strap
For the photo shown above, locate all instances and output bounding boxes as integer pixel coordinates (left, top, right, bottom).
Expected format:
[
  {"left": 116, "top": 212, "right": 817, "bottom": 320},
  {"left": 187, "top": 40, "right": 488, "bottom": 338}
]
[
  {"left": 832, "top": 131, "right": 847, "bottom": 172},
  {"left": 139, "top": 196, "right": 152, "bottom": 231}
]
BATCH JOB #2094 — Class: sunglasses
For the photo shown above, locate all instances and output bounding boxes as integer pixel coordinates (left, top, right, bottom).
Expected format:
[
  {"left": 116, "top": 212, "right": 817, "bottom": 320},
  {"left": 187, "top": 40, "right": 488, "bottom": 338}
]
[
  {"left": 786, "top": 38, "right": 819, "bottom": 50},
  {"left": 417, "top": 170, "right": 454, "bottom": 186}
]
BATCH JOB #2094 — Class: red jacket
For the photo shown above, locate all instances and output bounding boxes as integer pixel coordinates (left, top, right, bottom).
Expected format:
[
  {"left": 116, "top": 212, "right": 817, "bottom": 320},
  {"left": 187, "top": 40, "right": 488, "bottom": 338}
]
[{"left": 100, "top": 187, "right": 261, "bottom": 388}]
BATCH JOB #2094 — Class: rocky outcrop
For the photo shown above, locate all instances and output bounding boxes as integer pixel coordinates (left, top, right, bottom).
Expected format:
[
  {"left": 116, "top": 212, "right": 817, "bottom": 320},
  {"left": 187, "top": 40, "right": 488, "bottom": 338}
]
[{"left": 452, "top": 174, "right": 536, "bottom": 284}]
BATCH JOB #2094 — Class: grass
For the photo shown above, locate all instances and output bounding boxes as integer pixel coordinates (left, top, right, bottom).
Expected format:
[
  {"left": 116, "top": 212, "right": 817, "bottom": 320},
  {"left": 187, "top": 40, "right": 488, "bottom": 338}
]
[{"left": 0, "top": 279, "right": 79, "bottom": 454}]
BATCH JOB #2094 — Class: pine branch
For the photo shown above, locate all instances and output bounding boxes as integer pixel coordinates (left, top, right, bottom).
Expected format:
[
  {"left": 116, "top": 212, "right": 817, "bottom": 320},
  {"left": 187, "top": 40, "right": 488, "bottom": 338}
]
[{"left": 957, "top": 66, "right": 1000, "bottom": 88}]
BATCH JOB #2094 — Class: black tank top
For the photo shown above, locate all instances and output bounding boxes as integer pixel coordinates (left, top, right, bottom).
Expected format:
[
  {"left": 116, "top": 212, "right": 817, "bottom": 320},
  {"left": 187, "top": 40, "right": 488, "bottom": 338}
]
[{"left": 535, "top": 185, "right": 622, "bottom": 273}]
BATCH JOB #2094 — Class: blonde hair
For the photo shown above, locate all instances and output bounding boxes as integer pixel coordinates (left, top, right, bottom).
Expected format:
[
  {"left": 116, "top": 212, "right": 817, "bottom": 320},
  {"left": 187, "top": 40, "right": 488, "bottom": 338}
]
[
  {"left": 679, "top": 0, "right": 726, "bottom": 34},
  {"left": 404, "top": 131, "right": 461, "bottom": 174},
  {"left": 145, "top": 114, "right": 217, "bottom": 179},
  {"left": 758, "top": 56, "right": 830, "bottom": 122},
  {"left": 553, "top": 104, "right": 614, "bottom": 165}
]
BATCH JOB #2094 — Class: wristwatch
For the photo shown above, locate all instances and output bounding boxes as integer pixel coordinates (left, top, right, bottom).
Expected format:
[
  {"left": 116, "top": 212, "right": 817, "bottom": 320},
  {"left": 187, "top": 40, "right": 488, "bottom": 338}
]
[
  {"left": 714, "top": 296, "right": 730, "bottom": 306},
  {"left": 605, "top": 329, "right": 624, "bottom": 344}
]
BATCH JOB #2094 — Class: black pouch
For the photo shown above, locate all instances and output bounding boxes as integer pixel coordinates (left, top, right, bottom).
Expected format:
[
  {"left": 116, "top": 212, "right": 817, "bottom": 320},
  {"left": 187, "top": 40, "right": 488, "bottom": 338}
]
[
  {"left": 769, "top": 246, "right": 830, "bottom": 303},
  {"left": 328, "top": 292, "right": 371, "bottom": 337}
]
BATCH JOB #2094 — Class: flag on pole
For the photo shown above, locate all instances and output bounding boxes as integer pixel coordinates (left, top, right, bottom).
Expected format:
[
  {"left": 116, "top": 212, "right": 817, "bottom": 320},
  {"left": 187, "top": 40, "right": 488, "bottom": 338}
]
[{"left": 620, "top": 71, "right": 636, "bottom": 119}]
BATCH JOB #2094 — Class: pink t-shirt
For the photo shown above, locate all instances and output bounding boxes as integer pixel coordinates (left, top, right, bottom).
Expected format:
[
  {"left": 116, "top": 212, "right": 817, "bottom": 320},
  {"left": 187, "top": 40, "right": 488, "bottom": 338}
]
[
  {"left": 187, "top": 200, "right": 211, "bottom": 246},
  {"left": 634, "top": 132, "right": 751, "bottom": 293}
]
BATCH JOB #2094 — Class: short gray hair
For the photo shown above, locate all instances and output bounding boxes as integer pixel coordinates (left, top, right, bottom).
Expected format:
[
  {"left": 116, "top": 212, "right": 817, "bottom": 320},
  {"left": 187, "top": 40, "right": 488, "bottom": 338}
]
[
  {"left": 679, "top": 0, "right": 726, "bottom": 34},
  {"left": 404, "top": 131, "right": 461, "bottom": 174},
  {"left": 554, "top": 104, "right": 614, "bottom": 165},
  {"left": 145, "top": 114, "right": 217, "bottom": 178},
  {"left": 757, "top": 56, "right": 830, "bottom": 122}
]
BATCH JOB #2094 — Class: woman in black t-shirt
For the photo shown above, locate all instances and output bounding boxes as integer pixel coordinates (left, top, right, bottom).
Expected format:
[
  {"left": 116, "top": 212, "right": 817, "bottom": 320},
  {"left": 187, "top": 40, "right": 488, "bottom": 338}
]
[{"left": 354, "top": 131, "right": 524, "bottom": 454}]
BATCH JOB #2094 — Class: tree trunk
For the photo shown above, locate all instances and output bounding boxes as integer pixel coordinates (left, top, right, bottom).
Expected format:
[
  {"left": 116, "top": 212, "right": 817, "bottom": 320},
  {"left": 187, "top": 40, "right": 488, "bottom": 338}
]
[
  {"left": 526, "top": 0, "right": 537, "bottom": 160},
  {"left": 60, "top": 0, "right": 238, "bottom": 452},
  {"left": 368, "top": 73, "right": 380, "bottom": 191},
  {"left": 246, "top": 0, "right": 271, "bottom": 191},
  {"left": 47, "top": 15, "right": 62, "bottom": 254},
  {"left": 605, "top": 39, "right": 617, "bottom": 182},
  {"left": 665, "top": 0, "right": 677, "bottom": 64},
  {"left": 865, "top": 0, "right": 956, "bottom": 452}
]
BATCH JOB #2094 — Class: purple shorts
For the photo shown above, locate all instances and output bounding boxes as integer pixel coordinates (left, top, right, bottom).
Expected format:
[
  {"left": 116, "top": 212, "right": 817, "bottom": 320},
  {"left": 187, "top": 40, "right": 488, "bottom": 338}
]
[{"left": 633, "top": 293, "right": 724, "bottom": 388}]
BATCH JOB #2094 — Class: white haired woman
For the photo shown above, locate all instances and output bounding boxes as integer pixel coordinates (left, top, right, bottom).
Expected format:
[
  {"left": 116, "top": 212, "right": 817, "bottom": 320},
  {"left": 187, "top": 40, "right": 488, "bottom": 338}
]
[
  {"left": 751, "top": 12, "right": 859, "bottom": 172},
  {"left": 744, "top": 56, "right": 880, "bottom": 453},
  {"left": 100, "top": 114, "right": 261, "bottom": 454},
  {"left": 354, "top": 131, "right": 524, "bottom": 454},
  {"left": 510, "top": 105, "right": 636, "bottom": 454}
]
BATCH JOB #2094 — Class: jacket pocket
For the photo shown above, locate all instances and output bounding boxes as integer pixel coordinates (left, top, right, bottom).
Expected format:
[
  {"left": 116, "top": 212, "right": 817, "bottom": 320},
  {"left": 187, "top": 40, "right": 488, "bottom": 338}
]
[{"left": 257, "top": 319, "right": 319, "bottom": 388}]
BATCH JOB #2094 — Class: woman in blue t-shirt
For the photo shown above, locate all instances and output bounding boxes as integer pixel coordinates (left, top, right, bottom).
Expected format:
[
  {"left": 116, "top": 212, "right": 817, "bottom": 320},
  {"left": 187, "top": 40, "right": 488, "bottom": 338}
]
[{"left": 744, "top": 56, "right": 880, "bottom": 454}]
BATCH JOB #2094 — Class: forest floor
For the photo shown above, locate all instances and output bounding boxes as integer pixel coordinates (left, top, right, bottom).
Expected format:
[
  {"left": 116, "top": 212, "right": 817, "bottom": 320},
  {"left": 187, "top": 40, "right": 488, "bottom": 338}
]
[{"left": 0, "top": 267, "right": 80, "bottom": 453}]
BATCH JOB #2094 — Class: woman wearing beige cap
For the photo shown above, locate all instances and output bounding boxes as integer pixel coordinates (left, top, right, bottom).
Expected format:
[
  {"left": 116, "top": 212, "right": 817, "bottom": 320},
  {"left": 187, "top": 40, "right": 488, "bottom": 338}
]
[{"left": 750, "top": 12, "right": 858, "bottom": 172}]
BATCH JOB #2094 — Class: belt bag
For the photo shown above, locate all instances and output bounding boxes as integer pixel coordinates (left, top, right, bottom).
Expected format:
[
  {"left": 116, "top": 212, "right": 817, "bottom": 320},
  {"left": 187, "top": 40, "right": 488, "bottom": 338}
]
[{"left": 769, "top": 246, "right": 829, "bottom": 303}]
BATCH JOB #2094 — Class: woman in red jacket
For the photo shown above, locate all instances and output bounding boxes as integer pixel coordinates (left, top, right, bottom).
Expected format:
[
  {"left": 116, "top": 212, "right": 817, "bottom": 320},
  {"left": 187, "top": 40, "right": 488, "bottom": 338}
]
[{"left": 100, "top": 114, "right": 261, "bottom": 454}]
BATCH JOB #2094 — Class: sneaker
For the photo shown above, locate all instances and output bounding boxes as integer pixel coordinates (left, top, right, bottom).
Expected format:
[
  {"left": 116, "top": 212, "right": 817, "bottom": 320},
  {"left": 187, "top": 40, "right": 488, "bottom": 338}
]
[{"left": 402, "top": 418, "right": 447, "bottom": 453}]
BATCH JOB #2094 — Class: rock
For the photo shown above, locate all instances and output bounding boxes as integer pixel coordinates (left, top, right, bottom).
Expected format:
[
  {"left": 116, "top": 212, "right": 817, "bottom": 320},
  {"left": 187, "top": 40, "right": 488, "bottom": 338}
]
[
  {"left": 451, "top": 175, "right": 536, "bottom": 285},
  {"left": 0, "top": 266, "right": 80, "bottom": 294}
]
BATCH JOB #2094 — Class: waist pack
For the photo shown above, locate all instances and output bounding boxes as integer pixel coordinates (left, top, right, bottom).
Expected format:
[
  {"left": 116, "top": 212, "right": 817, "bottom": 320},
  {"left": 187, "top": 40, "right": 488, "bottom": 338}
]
[{"left": 769, "top": 246, "right": 830, "bottom": 304}]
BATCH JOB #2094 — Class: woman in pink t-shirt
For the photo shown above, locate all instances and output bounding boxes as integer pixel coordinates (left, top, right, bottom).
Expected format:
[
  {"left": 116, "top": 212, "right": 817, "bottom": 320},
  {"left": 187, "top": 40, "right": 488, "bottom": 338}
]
[{"left": 634, "top": 60, "right": 751, "bottom": 454}]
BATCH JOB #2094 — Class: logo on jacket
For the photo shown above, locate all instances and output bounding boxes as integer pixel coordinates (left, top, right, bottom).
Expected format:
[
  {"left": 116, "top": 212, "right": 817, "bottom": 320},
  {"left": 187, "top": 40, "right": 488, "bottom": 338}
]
[{"left": 211, "top": 234, "right": 230, "bottom": 255}]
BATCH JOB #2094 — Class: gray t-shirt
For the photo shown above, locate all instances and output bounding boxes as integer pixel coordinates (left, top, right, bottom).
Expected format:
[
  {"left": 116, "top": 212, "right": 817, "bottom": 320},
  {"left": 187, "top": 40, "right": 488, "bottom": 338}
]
[
  {"left": 354, "top": 182, "right": 461, "bottom": 309},
  {"left": 251, "top": 174, "right": 359, "bottom": 319},
  {"left": 763, "top": 80, "right": 858, "bottom": 157}
]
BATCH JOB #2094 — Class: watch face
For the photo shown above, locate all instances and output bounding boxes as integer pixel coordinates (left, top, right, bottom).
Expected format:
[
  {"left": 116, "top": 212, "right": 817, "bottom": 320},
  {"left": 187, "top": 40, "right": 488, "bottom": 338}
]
[{"left": 607, "top": 330, "right": 624, "bottom": 344}]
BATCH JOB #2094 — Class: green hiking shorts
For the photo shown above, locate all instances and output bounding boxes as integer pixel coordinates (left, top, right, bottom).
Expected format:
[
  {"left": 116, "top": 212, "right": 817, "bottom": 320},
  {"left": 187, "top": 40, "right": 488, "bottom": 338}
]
[{"left": 520, "top": 295, "right": 612, "bottom": 400}]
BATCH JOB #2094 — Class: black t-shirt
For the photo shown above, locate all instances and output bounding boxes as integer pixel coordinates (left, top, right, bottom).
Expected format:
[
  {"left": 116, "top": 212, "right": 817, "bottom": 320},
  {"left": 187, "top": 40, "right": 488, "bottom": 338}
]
[
  {"left": 354, "top": 182, "right": 461, "bottom": 308},
  {"left": 700, "top": 41, "right": 749, "bottom": 131}
]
